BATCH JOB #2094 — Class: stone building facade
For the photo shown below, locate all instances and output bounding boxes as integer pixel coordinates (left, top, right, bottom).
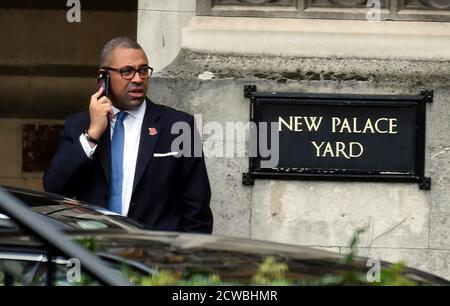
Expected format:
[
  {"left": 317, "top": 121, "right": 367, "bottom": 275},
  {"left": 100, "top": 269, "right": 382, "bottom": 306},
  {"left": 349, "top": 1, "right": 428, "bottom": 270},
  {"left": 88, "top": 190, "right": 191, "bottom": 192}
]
[{"left": 140, "top": 0, "right": 450, "bottom": 280}]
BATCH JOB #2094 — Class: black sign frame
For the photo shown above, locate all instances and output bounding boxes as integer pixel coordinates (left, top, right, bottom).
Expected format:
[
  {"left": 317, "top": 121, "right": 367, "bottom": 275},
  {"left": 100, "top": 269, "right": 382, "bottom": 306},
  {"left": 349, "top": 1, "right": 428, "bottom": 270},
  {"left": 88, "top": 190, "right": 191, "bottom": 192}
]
[{"left": 242, "top": 86, "right": 432, "bottom": 190}]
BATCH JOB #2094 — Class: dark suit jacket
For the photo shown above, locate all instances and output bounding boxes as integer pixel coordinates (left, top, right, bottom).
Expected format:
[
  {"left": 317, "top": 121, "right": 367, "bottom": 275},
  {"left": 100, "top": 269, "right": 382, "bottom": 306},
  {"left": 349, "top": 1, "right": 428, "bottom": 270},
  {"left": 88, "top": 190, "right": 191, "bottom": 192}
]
[{"left": 43, "top": 99, "right": 213, "bottom": 233}]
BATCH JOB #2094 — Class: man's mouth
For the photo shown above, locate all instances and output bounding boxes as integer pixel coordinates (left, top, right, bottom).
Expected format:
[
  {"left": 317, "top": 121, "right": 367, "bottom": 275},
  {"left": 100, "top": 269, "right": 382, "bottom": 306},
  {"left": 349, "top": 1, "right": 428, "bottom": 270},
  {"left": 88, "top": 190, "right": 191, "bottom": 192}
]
[
  {"left": 127, "top": 88, "right": 145, "bottom": 98},
  {"left": 129, "top": 87, "right": 144, "bottom": 93}
]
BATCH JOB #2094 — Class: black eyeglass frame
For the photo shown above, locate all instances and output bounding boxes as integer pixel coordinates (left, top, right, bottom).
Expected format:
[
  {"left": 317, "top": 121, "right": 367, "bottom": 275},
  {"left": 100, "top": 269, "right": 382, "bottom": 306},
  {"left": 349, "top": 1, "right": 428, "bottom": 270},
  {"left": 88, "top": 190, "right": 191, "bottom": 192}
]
[{"left": 99, "top": 65, "right": 154, "bottom": 80}]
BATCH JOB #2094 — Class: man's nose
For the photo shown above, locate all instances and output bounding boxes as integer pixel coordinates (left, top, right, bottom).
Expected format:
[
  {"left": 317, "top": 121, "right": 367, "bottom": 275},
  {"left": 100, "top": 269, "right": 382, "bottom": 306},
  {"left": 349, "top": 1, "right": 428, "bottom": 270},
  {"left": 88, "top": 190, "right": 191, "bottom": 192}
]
[{"left": 131, "top": 71, "right": 143, "bottom": 83}]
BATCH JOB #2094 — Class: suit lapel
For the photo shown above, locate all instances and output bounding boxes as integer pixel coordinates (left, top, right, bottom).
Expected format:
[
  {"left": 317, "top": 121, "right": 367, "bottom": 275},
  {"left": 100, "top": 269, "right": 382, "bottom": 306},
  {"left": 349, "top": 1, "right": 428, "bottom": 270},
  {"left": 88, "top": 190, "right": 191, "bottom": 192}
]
[
  {"left": 132, "top": 100, "right": 162, "bottom": 192},
  {"left": 97, "top": 123, "right": 111, "bottom": 184}
]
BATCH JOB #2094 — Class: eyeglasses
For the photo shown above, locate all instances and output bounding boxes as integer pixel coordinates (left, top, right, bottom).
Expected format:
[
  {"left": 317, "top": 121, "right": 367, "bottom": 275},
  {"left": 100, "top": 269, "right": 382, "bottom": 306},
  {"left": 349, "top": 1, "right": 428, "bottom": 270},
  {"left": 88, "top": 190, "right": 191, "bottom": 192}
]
[{"left": 100, "top": 65, "right": 153, "bottom": 80}]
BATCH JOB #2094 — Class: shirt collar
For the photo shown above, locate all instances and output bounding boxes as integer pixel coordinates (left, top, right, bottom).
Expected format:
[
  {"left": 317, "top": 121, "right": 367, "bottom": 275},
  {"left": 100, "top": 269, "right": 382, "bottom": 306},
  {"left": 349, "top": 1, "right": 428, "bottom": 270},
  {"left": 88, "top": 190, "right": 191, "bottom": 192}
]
[{"left": 111, "top": 99, "right": 147, "bottom": 120}]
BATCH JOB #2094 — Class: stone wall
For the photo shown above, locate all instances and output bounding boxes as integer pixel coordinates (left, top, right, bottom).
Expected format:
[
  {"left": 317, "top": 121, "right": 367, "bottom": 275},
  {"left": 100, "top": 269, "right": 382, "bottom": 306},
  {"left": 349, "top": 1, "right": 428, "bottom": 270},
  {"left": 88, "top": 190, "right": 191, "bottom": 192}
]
[
  {"left": 147, "top": 40, "right": 450, "bottom": 279},
  {"left": 138, "top": 0, "right": 196, "bottom": 72}
]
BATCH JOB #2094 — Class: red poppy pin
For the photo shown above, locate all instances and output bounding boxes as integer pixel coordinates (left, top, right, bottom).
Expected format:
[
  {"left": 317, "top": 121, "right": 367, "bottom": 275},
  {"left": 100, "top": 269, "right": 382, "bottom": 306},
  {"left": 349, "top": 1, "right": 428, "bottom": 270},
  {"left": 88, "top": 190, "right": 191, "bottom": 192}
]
[{"left": 149, "top": 127, "right": 158, "bottom": 136}]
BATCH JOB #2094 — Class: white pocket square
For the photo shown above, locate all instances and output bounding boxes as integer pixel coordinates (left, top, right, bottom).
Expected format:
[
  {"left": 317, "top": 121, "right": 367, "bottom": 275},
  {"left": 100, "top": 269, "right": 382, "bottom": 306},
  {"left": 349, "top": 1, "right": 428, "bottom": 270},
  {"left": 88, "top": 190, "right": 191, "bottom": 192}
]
[{"left": 153, "top": 152, "right": 179, "bottom": 157}]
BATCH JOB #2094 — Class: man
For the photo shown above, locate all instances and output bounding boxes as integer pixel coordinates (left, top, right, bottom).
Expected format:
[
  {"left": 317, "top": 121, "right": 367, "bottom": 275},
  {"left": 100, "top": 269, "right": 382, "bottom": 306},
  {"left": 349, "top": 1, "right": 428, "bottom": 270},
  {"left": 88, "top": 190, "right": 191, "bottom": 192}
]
[{"left": 43, "top": 37, "right": 213, "bottom": 233}]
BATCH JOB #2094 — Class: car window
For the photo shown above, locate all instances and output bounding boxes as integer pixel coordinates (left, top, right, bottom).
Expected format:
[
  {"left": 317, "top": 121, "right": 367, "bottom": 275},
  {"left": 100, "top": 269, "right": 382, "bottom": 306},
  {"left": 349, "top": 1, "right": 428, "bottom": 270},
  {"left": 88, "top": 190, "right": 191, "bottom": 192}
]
[
  {"left": 0, "top": 252, "right": 101, "bottom": 286},
  {"left": 0, "top": 218, "right": 16, "bottom": 230},
  {"left": 0, "top": 256, "right": 41, "bottom": 285}
]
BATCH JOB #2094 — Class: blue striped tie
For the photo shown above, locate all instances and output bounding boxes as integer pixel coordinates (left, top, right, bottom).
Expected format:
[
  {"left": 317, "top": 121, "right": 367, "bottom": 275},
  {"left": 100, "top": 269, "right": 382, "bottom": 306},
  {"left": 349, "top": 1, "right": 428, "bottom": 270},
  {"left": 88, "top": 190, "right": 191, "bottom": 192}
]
[{"left": 109, "top": 111, "right": 128, "bottom": 214}]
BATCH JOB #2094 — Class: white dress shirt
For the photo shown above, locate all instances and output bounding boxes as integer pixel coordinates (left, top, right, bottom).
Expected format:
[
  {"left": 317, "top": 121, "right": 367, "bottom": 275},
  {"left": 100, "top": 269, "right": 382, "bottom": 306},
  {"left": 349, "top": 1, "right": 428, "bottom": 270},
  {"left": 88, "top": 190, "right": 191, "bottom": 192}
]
[{"left": 79, "top": 101, "right": 146, "bottom": 215}]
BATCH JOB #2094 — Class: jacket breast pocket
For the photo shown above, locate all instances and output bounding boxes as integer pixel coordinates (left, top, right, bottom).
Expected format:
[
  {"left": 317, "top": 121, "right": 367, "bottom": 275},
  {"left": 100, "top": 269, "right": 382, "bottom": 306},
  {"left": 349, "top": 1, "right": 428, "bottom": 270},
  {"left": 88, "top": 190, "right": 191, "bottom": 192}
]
[{"left": 153, "top": 152, "right": 179, "bottom": 157}]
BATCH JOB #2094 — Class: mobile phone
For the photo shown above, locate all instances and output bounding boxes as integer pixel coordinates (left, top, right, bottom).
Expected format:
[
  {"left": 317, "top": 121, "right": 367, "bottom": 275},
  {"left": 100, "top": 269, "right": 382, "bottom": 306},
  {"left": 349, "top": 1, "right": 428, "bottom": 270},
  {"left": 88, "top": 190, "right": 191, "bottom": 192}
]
[{"left": 97, "top": 70, "right": 110, "bottom": 98}]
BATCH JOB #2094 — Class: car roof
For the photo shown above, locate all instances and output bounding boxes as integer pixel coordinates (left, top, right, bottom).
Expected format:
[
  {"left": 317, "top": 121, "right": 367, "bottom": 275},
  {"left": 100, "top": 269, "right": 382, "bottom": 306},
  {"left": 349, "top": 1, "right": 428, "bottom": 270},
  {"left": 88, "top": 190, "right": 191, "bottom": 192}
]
[
  {"left": 0, "top": 185, "right": 144, "bottom": 231},
  {"left": 1, "top": 185, "right": 102, "bottom": 208}
]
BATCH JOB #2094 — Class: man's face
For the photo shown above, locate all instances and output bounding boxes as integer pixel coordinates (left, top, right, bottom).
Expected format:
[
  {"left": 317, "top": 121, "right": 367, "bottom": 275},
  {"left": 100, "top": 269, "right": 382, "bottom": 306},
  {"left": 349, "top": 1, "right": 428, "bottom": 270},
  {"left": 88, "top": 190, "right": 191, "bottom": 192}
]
[{"left": 108, "top": 47, "right": 149, "bottom": 110}]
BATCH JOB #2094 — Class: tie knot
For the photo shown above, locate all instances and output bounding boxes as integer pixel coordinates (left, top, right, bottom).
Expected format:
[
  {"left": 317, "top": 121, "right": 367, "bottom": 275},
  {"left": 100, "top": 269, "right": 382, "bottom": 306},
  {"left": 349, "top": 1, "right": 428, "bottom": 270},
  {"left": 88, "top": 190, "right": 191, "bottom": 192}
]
[{"left": 116, "top": 111, "right": 128, "bottom": 122}]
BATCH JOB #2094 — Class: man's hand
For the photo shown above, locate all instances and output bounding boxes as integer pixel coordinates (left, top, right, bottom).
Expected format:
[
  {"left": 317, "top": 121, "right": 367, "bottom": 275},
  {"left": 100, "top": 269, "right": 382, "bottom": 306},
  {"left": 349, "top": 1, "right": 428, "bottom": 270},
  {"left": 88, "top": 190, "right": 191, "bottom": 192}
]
[{"left": 87, "top": 87, "right": 113, "bottom": 141}]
